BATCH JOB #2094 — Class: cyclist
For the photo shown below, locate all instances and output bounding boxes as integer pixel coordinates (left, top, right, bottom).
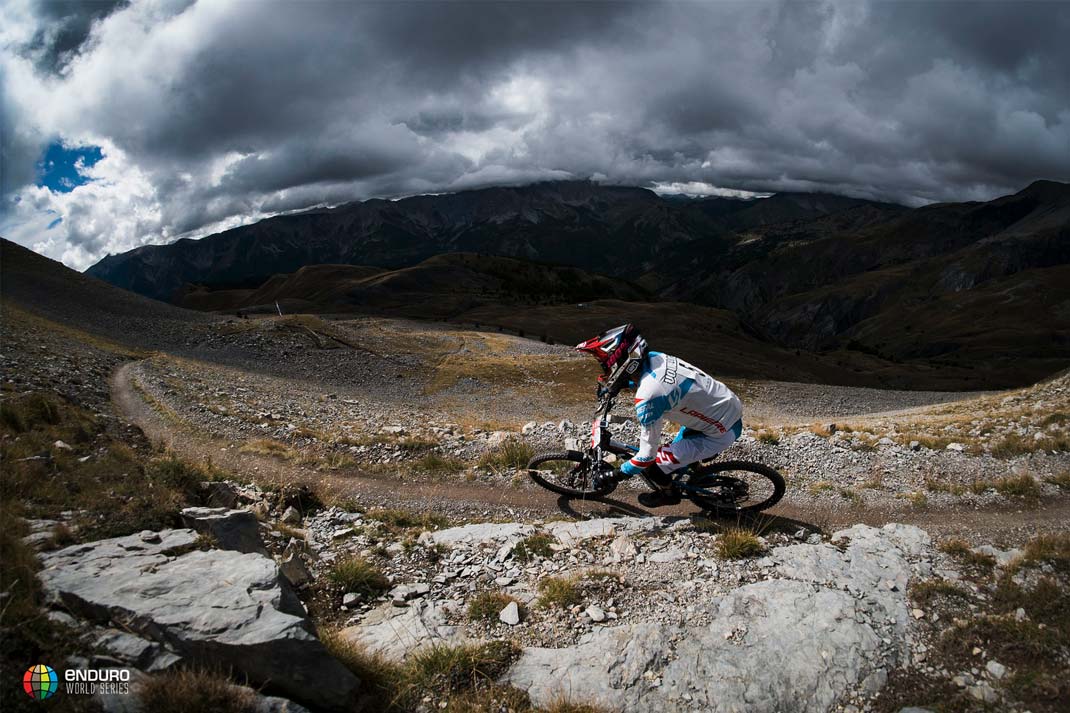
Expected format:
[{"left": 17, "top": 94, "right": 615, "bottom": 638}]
[{"left": 575, "top": 324, "right": 743, "bottom": 507}]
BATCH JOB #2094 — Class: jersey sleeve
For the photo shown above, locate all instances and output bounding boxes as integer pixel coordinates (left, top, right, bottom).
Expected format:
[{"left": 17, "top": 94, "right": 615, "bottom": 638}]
[{"left": 620, "top": 389, "right": 667, "bottom": 475}]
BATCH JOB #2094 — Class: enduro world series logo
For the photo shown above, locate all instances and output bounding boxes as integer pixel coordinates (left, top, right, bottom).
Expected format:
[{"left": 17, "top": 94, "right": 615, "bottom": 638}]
[{"left": 23, "top": 664, "right": 131, "bottom": 700}]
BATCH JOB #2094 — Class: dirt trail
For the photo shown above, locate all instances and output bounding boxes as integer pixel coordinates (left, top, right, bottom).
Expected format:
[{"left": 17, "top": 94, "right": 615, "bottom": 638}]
[{"left": 112, "top": 361, "right": 1070, "bottom": 543}]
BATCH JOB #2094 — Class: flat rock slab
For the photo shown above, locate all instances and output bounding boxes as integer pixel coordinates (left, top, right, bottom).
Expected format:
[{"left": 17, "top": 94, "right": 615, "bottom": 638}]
[
  {"left": 341, "top": 602, "right": 465, "bottom": 661},
  {"left": 39, "top": 529, "right": 359, "bottom": 711},
  {"left": 505, "top": 525, "right": 928, "bottom": 712},
  {"left": 544, "top": 516, "right": 670, "bottom": 546},
  {"left": 421, "top": 522, "right": 535, "bottom": 546}
]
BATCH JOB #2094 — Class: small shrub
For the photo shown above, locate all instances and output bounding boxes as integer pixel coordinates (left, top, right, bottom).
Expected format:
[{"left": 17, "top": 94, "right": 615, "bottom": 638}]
[
  {"left": 537, "top": 577, "right": 581, "bottom": 609},
  {"left": 513, "top": 533, "right": 556, "bottom": 562},
  {"left": 716, "top": 528, "right": 766, "bottom": 560},
  {"left": 907, "top": 491, "right": 928, "bottom": 508},
  {"left": 136, "top": 669, "right": 257, "bottom": 713},
  {"left": 478, "top": 438, "right": 535, "bottom": 471},
  {"left": 328, "top": 557, "right": 389, "bottom": 598},
  {"left": 467, "top": 592, "right": 522, "bottom": 622}
]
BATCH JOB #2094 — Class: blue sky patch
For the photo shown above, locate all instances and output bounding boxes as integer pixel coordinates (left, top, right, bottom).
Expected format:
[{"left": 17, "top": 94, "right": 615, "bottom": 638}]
[
  {"left": 47, "top": 217, "right": 63, "bottom": 230},
  {"left": 36, "top": 142, "right": 103, "bottom": 193}
]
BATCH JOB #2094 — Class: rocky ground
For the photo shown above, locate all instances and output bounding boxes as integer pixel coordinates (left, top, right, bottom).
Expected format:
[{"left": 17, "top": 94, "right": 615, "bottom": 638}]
[
  {"left": 3, "top": 308, "right": 1069, "bottom": 713},
  {"left": 20, "top": 477, "right": 1070, "bottom": 713},
  {"left": 116, "top": 315, "right": 1070, "bottom": 526}
]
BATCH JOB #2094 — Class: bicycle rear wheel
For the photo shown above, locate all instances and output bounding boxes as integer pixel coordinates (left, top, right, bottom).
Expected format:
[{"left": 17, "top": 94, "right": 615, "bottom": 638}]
[
  {"left": 683, "top": 460, "right": 785, "bottom": 515},
  {"left": 527, "top": 451, "right": 617, "bottom": 498}
]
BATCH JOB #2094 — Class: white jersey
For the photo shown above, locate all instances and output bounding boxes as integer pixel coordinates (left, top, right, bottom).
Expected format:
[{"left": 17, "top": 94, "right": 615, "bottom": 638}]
[{"left": 627, "top": 352, "right": 742, "bottom": 470}]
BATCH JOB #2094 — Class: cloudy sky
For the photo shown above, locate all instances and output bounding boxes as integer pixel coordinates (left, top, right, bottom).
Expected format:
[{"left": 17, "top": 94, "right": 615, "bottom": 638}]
[{"left": 2, "top": 0, "right": 1068, "bottom": 270}]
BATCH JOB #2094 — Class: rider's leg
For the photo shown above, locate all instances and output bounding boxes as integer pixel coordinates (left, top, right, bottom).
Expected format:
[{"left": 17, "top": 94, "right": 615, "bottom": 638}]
[{"left": 637, "top": 420, "right": 743, "bottom": 508}]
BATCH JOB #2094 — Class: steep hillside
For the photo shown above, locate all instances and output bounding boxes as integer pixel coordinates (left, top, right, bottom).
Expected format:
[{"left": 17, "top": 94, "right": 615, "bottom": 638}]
[{"left": 0, "top": 238, "right": 210, "bottom": 349}]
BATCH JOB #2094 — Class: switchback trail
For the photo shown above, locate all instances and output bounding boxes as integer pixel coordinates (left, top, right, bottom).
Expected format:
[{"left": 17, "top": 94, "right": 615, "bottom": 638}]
[{"left": 112, "top": 361, "right": 1070, "bottom": 544}]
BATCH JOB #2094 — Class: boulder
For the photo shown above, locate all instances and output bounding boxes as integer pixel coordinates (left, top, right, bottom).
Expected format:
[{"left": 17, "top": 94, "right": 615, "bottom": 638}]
[
  {"left": 180, "top": 507, "right": 267, "bottom": 555},
  {"left": 505, "top": 525, "right": 928, "bottom": 712},
  {"left": 39, "top": 529, "right": 359, "bottom": 711},
  {"left": 500, "top": 601, "right": 521, "bottom": 626}
]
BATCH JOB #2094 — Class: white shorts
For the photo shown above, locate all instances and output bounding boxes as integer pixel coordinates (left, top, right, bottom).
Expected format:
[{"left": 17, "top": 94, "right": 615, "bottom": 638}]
[{"left": 654, "top": 422, "right": 742, "bottom": 473}]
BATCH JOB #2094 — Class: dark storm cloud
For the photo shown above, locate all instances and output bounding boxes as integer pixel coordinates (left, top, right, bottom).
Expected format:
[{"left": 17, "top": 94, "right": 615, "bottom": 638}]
[
  {"left": 1, "top": 0, "right": 1068, "bottom": 269},
  {"left": 26, "top": 0, "right": 130, "bottom": 72}
]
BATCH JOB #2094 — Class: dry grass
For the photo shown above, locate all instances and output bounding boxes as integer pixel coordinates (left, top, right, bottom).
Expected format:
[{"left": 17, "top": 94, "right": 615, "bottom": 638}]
[
  {"left": 755, "top": 429, "right": 780, "bottom": 445},
  {"left": 1045, "top": 470, "right": 1070, "bottom": 489},
  {"left": 327, "top": 557, "right": 390, "bottom": 598},
  {"left": 1021, "top": 533, "right": 1070, "bottom": 573},
  {"left": 367, "top": 507, "right": 449, "bottom": 532},
  {"left": 536, "top": 577, "right": 582, "bottom": 609},
  {"left": 417, "top": 452, "right": 467, "bottom": 474},
  {"left": 467, "top": 592, "right": 523, "bottom": 622},
  {"left": 478, "top": 438, "right": 535, "bottom": 471},
  {"left": 716, "top": 528, "right": 766, "bottom": 559},
  {"left": 939, "top": 539, "right": 996, "bottom": 572},
  {"left": 808, "top": 481, "right": 835, "bottom": 496},
  {"left": 136, "top": 669, "right": 257, "bottom": 713},
  {"left": 512, "top": 533, "right": 556, "bottom": 562},
  {"left": 910, "top": 578, "right": 973, "bottom": 607}
]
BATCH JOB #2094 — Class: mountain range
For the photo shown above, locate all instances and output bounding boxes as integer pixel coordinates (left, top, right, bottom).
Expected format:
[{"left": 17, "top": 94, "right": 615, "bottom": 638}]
[{"left": 83, "top": 179, "right": 1070, "bottom": 389}]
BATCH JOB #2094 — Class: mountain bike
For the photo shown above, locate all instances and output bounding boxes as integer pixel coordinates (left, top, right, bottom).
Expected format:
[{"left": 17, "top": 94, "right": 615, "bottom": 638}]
[{"left": 527, "top": 394, "right": 786, "bottom": 515}]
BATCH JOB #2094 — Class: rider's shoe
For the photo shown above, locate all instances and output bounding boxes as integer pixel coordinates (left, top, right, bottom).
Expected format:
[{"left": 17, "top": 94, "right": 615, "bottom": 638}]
[{"left": 637, "top": 488, "right": 681, "bottom": 508}]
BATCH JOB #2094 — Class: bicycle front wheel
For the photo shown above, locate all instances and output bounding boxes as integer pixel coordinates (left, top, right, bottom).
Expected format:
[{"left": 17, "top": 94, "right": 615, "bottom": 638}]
[{"left": 527, "top": 451, "right": 617, "bottom": 498}]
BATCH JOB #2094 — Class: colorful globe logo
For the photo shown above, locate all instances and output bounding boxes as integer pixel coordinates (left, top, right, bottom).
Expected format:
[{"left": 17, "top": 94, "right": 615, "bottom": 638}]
[{"left": 23, "top": 664, "right": 58, "bottom": 700}]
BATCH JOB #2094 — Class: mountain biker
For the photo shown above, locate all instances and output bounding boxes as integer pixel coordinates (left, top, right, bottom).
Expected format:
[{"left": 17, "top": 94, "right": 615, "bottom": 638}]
[{"left": 575, "top": 324, "right": 743, "bottom": 508}]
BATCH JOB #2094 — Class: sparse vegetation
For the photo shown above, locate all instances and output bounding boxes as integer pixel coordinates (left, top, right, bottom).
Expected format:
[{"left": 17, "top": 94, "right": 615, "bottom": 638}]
[
  {"left": 536, "top": 577, "right": 582, "bottom": 609},
  {"left": 808, "top": 481, "right": 835, "bottom": 495},
  {"left": 367, "top": 507, "right": 449, "bottom": 532},
  {"left": 939, "top": 539, "right": 996, "bottom": 571},
  {"left": 512, "top": 533, "right": 556, "bottom": 562},
  {"left": 993, "top": 474, "right": 1041, "bottom": 499},
  {"left": 467, "top": 592, "right": 523, "bottom": 622},
  {"left": 327, "top": 556, "right": 390, "bottom": 598},
  {"left": 716, "top": 528, "right": 766, "bottom": 559},
  {"left": 1044, "top": 470, "right": 1070, "bottom": 489},
  {"left": 755, "top": 429, "right": 780, "bottom": 445},
  {"left": 1021, "top": 532, "right": 1070, "bottom": 573},
  {"left": 910, "top": 578, "right": 973, "bottom": 607},
  {"left": 136, "top": 668, "right": 258, "bottom": 713},
  {"left": 478, "top": 438, "right": 535, "bottom": 471},
  {"left": 417, "top": 452, "right": 467, "bottom": 473}
]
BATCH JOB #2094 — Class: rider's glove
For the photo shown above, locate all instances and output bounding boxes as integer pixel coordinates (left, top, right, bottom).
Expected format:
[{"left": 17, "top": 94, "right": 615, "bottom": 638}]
[{"left": 619, "top": 459, "right": 644, "bottom": 478}]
